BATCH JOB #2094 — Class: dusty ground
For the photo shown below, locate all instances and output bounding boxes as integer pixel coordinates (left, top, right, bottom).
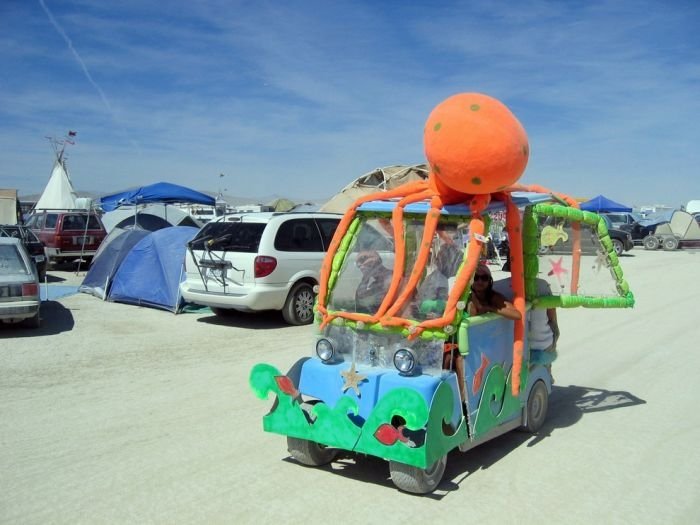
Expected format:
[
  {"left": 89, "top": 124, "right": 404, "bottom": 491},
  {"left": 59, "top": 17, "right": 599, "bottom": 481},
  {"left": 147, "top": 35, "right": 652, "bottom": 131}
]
[{"left": 1, "top": 249, "right": 699, "bottom": 524}]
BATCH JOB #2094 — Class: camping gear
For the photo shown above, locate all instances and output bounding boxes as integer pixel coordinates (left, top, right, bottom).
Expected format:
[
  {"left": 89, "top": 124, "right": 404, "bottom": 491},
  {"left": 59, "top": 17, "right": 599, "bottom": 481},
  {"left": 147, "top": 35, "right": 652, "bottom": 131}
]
[
  {"left": 101, "top": 203, "right": 201, "bottom": 233},
  {"left": 107, "top": 226, "right": 198, "bottom": 313},
  {"left": 79, "top": 227, "right": 150, "bottom": 299},
  {"left": 580, "top": 194, "right": 632, "bottom": 213},
  {"left": 100, "top": 182, "right": 215, "bottom": 212},
  {"left": 319, "top": 164, "right": 429, "bottom": 213},
  {"left": 642, "top": 210, "right": 700, "bottom": 250}
]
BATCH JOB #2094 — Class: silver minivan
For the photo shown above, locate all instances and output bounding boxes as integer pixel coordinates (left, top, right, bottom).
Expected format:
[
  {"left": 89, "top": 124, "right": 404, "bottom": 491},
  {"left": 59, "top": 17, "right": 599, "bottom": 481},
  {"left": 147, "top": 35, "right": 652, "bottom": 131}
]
[{"left": 180, "top": 212, "right": 341, "bottom": 324}]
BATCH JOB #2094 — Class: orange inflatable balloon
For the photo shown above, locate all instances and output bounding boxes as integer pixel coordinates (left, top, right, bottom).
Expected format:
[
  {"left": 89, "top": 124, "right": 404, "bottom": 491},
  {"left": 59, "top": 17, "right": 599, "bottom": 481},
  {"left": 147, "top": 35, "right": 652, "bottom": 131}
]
[{"left": 424, "top": 93, "right": 529, "bottom": 195}]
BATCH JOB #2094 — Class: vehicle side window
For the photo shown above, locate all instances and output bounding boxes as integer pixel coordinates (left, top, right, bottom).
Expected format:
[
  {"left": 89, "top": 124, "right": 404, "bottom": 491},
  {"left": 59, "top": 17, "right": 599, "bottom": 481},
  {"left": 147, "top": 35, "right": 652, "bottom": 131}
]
[
  {"left": 61, "top": 215, "right": 84, "bottom": 231},
  {"left": 275, "top": 219, "right": 323, "bottom": 252},
  {"left": 315, "top": 219, "right": 340, "bottom": 250},
  {"left": 25, "top": 215, "right": 37, "bottom": 228},
  {"left": 44, "top": 214, "right": 57, "bottom": 229},
  {"left": 87, "top": 216, "right": 101, "bottom": 229}
]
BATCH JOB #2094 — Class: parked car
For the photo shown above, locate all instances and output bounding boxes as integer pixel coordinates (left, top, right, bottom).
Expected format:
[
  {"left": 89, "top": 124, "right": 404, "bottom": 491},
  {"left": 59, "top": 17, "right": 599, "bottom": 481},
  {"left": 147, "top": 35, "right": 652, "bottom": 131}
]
[
  {"left": 0, "top": 224, "right": 47, "bottom": 280},
  {"left": 0, "top": 237, "right": 40, "bottom": 328},
  {"left": 538, "top": 214, "right": 633, "bottom": 256},
  {"left": 180, "top": 211, "right": 342, "bottom": 324},
  {"left": 600, "top": 215, "right": 634, "bottom": 255},
  {"left": 600, "top": 211, "right": 655, "bottom": 244},
  {"left": 24, "top": 210, "right": 107, "bottom": 267}
]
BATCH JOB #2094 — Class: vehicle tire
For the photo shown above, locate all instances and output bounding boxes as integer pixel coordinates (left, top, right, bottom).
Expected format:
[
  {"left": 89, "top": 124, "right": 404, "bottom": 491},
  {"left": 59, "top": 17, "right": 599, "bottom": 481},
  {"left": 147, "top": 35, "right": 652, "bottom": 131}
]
[
  {"left": 282, "top": 282, "right": 315, "bottom": 325},
  {"left": 389, "top": 455, "right": 447, "bottom": 494},
  {"left": 643, "top": 235, "right": 659, "bottom": 250},
  {"left": 287, "top": 436, "right": 338, "bottom": 466},
  {"left": 211, "top": 307, "right": 239, "bottom": 317},
  {"left": 23, "top": 312, "right": 41, "bottom": 329},
  {"left": 522, "top": 380, "right": 548, "bottom": 433},
  {"left": 612, "top": 238, "right": 624, "bottom": 256},
  {"left": 663, "top": 236, "right": 679, "bottom": 251}
]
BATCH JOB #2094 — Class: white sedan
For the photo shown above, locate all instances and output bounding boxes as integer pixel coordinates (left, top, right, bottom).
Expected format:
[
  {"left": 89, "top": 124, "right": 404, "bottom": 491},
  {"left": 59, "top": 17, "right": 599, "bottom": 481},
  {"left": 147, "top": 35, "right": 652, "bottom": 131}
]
[{"left": 0, "top": 237, "right": 40, "bottom": 328}]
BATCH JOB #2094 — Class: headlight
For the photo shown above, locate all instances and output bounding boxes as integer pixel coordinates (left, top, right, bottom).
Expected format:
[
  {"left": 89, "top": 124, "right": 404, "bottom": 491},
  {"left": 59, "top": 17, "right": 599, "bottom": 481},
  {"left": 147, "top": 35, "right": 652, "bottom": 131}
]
[
  {"left": 393, "top": 348, "right": 416, "bottom": 375},
  {"left": 316, "top": 338, "right": 335, "bottom": 362}
]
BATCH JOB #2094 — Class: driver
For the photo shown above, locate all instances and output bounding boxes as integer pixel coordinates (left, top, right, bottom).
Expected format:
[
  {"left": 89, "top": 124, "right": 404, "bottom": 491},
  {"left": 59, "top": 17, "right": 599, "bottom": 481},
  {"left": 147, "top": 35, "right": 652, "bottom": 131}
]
[{"left": 355, "top": 250, "right": 392, "bottom": 314}]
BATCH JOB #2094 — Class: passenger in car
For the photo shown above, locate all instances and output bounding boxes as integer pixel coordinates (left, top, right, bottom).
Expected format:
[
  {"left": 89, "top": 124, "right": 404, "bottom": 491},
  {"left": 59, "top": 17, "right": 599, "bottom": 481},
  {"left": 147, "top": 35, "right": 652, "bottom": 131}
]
[
  {"left": 444, "top": 264, "right": 521, "bottom": 416},
  {"left": 354, "top": 250, "right": 392, "bottom": 314},
  {"left": 415, "top": 242, "right": 460, "bottom": 318},
  {"left": 528, "top": 278, "right": 560, "bottom": 378},
  {"left": 467, "top": 264, "right": 521, "bottom": 320}
]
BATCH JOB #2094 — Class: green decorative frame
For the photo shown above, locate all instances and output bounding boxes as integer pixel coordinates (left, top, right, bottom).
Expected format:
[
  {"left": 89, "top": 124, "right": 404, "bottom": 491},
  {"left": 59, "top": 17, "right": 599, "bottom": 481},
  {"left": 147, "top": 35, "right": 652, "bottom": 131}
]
[{"left": 523, "top": 204, "right": 635, "bottom": 309}]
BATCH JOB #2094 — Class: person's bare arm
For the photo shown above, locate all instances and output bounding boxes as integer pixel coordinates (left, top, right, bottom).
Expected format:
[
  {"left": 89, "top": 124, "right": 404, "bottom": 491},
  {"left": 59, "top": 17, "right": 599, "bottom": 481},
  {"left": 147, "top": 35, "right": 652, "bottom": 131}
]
[{"left": 487, "top": 292, "right": 522, "bottom": 320}]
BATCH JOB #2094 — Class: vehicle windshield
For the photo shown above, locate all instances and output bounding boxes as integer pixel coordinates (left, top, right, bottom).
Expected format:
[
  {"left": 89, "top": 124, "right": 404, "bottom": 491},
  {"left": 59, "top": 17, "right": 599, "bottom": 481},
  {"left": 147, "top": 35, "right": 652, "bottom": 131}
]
[
  {"left": 326, "top": 214, "right": 466, "bottom": 320},
  {"left": 0, "top": 244, "right": 29, "bottom": 274},
  {"left": 190, "top": 221, "right": 266, "bottom": 252}
]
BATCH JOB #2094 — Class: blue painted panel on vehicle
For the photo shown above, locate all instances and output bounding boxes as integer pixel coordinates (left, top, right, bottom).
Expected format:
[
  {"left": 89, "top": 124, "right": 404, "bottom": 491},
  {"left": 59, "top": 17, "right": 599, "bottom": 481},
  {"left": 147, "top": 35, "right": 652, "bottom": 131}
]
[
  {"left": 298, "top": 359, "right": 450, "bottom": 422},
  {"left": 464, "top": 317, "right": 520, "bottom": 424}
]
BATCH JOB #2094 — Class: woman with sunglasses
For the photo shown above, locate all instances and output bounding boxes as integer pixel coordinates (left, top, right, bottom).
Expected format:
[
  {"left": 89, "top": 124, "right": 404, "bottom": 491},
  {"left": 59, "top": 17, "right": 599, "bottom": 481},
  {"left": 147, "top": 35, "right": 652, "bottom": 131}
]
[{"left": 467, "top": 264, "right": 521, "bottom": 320}]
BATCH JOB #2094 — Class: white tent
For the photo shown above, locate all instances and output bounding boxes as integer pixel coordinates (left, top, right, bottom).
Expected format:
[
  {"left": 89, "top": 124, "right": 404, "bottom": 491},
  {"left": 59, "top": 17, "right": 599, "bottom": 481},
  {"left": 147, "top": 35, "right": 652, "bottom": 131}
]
[{"left": 34, "top": 159, "right": 78, "bottom": 211}]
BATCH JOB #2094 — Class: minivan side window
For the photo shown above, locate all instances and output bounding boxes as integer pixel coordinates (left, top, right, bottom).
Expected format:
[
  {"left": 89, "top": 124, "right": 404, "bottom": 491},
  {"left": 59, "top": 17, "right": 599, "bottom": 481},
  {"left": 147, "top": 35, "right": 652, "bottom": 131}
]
[
  {"left": 315, "top": 219, "right": 340, "bottom": 250},
  {"left": 275, "top": 219, "right": 323, "bottom": 252}
]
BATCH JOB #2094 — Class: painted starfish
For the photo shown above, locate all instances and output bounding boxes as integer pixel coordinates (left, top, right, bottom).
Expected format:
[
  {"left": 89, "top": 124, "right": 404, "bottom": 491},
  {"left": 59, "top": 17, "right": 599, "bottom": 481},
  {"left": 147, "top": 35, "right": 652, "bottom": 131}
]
[
  {"left": 547, "top": 256, "right": 569, "bottom": 289},
  {"left": 340, "top": 361, "right": 367, "bottom": 396}
]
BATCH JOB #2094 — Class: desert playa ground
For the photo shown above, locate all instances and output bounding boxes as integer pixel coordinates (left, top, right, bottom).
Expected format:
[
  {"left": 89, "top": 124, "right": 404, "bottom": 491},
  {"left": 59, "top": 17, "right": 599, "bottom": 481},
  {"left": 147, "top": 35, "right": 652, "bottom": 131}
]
[{"left": 1, "top": 249, "right": 698, "bottom": 524}]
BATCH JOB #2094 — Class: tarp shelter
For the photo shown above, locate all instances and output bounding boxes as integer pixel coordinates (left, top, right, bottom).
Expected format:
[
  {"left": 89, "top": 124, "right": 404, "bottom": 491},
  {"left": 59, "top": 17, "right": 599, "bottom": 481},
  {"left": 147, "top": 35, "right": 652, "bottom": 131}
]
[
  {"left": 101, "top": 203, "right": 201, "bottom": 233},
  {"left": 79, "top": 227, "right": 150, "bottom": 299},
  {"left": 34, "top": 159, "right": 78, "bottom": 211},
  {"left": 319, "top": 164, "right": 429, "bottom": 213},
  {"left": 100, "top": 182, "right": 215, "bottom": 212},
  {"left": 107, "top": 226, "right": 199, "bottom": 313},
  {"left": 580, "top": 194, "right": 632, "bottom": 213}
]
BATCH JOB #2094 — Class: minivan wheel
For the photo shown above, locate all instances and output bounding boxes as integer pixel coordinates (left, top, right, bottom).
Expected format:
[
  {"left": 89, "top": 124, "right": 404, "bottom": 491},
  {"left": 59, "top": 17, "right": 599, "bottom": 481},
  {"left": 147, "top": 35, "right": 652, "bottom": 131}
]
[{"left": 282, "top": 282, "right": 315, "bottom": 325}]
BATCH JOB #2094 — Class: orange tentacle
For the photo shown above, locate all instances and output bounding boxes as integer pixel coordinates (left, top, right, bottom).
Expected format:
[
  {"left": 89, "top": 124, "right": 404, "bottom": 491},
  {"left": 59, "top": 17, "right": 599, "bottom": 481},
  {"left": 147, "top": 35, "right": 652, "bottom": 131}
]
[
  {"left": 412, "top": 195, "right": 491, "bottom": 338},
  {"left": 384, "top": 193, "right": 443, "bottom": 320},
  {"left": 504, "top": 194, "right": 526, "bottom": 396},
  {"left": 375, "top": 189, "right": 434, "bottom": 320},
  {"left": 317, "top": 181, "right": 428, "bottom": 325}
]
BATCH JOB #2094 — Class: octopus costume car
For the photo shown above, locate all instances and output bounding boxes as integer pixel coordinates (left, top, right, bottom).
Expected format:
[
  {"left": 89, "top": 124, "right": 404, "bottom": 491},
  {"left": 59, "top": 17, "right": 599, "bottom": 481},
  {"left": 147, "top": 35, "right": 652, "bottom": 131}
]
[{"left": 249, "top": 93, "right": 634, "bottom": 493}]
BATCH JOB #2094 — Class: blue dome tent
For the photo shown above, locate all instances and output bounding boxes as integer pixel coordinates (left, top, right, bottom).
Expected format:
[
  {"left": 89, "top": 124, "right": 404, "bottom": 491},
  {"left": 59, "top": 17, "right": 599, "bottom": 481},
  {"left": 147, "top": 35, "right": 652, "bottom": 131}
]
[
  {"left": 107, "top": 226, "right": 199, "bottom": 313},
  {"left": 79, "top": 227, "right": 150, "bottom": 300}
]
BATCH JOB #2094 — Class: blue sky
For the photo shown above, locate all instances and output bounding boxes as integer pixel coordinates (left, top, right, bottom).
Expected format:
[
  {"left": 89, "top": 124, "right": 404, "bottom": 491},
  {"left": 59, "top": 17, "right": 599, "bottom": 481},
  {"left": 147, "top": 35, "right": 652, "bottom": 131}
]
[{"left": 1, "top": 0, "right": 698, "bottom": 207}]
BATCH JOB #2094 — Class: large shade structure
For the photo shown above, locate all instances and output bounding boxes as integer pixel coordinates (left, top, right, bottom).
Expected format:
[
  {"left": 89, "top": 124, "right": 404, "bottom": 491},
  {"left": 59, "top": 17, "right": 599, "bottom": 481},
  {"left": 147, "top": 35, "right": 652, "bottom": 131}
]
[
  {"left": 100, "top": 182, "right": 215, "bottom": 212},
  {"left": 580, "top": 194, "right": 632, "bottom": 213},
  {"left": 319, "top": 164, "right": 429, "bottom": 213}
]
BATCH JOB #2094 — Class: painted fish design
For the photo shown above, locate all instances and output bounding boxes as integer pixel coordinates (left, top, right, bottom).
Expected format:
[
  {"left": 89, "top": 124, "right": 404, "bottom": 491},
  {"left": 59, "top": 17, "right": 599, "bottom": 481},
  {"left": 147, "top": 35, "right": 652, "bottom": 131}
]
[{"left": 472, "top": 354, "right": 491, "bottom": 395}]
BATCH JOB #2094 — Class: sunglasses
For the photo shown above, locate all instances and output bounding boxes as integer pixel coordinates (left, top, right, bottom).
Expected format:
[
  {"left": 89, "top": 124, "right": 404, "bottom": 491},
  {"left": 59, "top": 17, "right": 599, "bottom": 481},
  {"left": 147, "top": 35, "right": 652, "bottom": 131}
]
[{"left": 473, "top": 274, "right": 491, "bottom": 282}]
